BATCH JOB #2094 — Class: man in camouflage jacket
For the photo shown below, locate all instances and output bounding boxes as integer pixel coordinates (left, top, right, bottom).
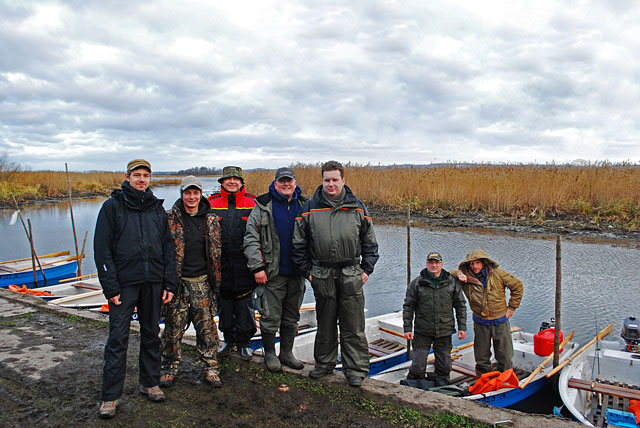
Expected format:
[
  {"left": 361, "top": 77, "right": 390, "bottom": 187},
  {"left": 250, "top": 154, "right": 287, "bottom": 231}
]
[{"left": 161, "top": 176, "right": 223, "bottom": 388}]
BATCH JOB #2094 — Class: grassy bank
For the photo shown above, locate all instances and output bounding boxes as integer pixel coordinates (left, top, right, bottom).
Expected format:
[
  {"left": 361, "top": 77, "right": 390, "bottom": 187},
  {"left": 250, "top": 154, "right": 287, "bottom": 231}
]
[{"left": 245, "top": 163, "right": 640, "bottom": 231}]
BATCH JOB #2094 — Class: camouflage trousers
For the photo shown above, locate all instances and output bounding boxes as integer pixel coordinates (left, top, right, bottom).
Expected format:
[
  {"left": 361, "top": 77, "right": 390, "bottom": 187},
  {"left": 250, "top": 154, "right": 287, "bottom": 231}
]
[{"left": 161, "top": 275, "right": 220, "bottom": 375}]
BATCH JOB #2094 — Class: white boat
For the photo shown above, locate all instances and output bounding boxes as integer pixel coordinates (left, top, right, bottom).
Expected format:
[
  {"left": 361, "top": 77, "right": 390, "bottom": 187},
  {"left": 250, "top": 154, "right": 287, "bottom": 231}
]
[
  {"left": 276, "top": 311, "right": 409, "bottom": 376},
  {"left": 558, "top": 318, "right": 640, "bottom": 426},
  {"left": 35, "top": 276, "right": 101, "bottom": 300},
  {"left": 49, "top": 289, "right": 107, "bottom": 308},
  {"left": 159, "top": 302, "right": 318, "bottom": 348},
  {"left": 373, "top": 329, "right": 579, "bottom": 408}
]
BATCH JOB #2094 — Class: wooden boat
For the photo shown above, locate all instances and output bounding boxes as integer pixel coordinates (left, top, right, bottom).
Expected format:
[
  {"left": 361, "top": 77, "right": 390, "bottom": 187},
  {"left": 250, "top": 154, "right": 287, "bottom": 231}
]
[
  {"left": 32, "top": 276, "right": 101, "bottom": 300},
  {"left": 157, "top": 302, "right": 318, "bottom": 348},
  {"left": 372, "top": 329, "right": 579, "bottom": 408},
  {"left": 49, "top": 289, "right": 107, "bottom": 309},
  {"left": 0, "top": 251, "right": 79, "bottom": 288},
  {"left": 276, "top": 311, "right": 409, "bottom": 376},
  {"left": 558, "top": 320, "right": 640, "bottom": 426}
]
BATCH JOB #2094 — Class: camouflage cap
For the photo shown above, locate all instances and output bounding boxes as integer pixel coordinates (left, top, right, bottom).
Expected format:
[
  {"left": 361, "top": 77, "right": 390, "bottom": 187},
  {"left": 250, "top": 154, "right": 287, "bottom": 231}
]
[
  {"left": 426, "top": 252, "right": 443, "bottom": 262},
  {"left": 127, "top": 159, "right": 151, "bottom": 173},
  {"left": 218, "top": 166, "right": 244, "bottom": 183}
]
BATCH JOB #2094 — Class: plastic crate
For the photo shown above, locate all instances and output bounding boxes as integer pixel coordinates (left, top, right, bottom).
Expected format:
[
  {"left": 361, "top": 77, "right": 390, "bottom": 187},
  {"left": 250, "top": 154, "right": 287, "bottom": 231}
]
[{"left": 606, "top": 408, "right": 638, "bottom": 428}]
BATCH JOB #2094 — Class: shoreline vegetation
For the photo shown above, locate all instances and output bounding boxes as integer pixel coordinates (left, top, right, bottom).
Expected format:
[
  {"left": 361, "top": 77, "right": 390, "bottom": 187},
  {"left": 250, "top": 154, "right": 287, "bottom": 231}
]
[{"left": 2, "top": 160, "right": 639, "bottom": 238}]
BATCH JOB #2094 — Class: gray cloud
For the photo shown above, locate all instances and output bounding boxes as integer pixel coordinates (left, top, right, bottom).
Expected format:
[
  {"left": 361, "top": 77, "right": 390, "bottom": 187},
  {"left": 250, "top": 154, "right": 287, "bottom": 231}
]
[{"left": 1, "top": 0, "right": 639, "bottom": 171}]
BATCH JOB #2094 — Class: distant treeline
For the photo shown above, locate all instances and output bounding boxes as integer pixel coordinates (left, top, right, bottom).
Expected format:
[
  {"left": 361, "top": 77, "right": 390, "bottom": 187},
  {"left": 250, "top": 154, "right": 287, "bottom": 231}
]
[{"left": 176, "top": 166, "right": 222, "bottom": 176}]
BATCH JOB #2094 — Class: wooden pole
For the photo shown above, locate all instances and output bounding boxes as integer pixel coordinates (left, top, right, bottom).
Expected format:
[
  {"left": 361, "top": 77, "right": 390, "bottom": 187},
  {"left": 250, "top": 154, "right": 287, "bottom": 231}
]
[
  {"left": 12, "top": 195, "right": 46, "bottom": 284},
  {"left": 28, "top": 219, "right": 37, "bottom": 286},
  {"left": 554, "top": 236, "right": 562, "bottom": 367},
  {"left": 65, "top": 163, "right": 81, "bottom": 276},
  {"left": 78, "top": 230, "right": 88, "bottom": 275},
  {"left": 406, "top": 205, "right": 411, "bottom": 361}
]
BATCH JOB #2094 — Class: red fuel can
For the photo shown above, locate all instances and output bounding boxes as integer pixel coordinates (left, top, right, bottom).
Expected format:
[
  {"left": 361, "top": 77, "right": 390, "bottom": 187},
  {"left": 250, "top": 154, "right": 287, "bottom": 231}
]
[{"left": 533, "top": 328, "right": 564, "bottom": 356}]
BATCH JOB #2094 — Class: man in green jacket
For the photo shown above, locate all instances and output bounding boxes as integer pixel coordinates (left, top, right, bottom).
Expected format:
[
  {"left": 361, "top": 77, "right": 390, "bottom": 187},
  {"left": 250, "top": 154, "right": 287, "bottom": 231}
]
[
  {"left": 403, "top": 252, "right": 467, "bottom": 384},
  {"left": 244, "top": 167, "right": 307, "bottom": 372},
  {"left": 452, "top": 249, "right": 523, "bottom": 373},
  {"left": 292, "top": 160, "right": 379, "bottom": 387}
]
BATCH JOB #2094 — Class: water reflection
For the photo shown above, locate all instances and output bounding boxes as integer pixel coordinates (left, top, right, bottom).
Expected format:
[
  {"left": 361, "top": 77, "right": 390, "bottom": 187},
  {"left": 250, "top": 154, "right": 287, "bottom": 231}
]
[{"left": 1, "top": 181, "right": 637, "bottom": 347}]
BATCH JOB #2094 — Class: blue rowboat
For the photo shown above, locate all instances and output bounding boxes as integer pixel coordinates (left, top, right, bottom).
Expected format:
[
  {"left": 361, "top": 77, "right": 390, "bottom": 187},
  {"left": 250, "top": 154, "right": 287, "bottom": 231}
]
[
  {"left": 278, "top": 311, "right": 410, "bottom": 376},
  {"left": 372, "top": 330, "right": 578, "bottom": 408},
  {"left": 0, "top": 253, "right": 79, "bottom": 288}
]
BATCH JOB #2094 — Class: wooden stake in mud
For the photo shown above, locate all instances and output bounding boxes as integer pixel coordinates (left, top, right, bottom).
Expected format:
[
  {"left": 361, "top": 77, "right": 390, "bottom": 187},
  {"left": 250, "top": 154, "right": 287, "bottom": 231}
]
[
  {"left": 12, "top": 195, "right": 46, "bottom": 284},
  {"left": 65, "top": 163, "right": 81, "bottom": 276},
  {"left": 27, "top": 219, "right": 37, "bottom": 285},
  {"left": 406, "top": 205, "right": 411, "bottom": 361},
  {"left": 554, "top": 236, "right": 562, "bottom": 367}
]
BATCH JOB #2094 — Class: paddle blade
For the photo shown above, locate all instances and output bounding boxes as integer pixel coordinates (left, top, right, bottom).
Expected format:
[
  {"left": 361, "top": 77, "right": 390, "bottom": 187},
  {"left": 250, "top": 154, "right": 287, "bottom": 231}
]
[{"left": 10, "top": 210, "right": 19, "bottom": 226}]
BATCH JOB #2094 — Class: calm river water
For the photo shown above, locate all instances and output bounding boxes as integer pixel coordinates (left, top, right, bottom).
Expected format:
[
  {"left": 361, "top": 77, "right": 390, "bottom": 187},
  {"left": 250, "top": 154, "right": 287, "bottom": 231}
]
[{"left": 1, "top": 177, "right": 637, "bottom": 347}]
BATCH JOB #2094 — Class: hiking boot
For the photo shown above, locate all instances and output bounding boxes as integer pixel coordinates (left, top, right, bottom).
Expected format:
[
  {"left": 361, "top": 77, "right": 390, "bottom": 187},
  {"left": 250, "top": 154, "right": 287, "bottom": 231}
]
[
  {"left": 159, "top": 373, "right": 175, "bottom": 388},
  {"left": 217, "top": 342, "right": 233, "bottom": 357},
  {"left": 309, "top": 367, "right": 333, "bottom": 379},
  {"left": 262, "top": 332, "right": 281, "bottom": 372},
  {"left": 203, "top": 371, "right": 223, "bottom": 388},
  {"left": 98, "top": 400, "right": 117, "bottom": 419},
  {"left": 347, "top": 376, "right": 364, "bottom": 387},
  {"left": 239, "top": 346, "right": 253, "bottom": 361},
  {"left": 139, "top": 384, "right": 165, "bottom": 402}
]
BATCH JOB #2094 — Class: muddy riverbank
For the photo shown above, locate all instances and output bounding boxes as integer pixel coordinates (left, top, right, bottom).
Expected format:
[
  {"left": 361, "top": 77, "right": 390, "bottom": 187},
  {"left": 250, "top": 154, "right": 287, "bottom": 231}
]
[{"left": 0, "top": 290, "right": 581, "bottom": 428}]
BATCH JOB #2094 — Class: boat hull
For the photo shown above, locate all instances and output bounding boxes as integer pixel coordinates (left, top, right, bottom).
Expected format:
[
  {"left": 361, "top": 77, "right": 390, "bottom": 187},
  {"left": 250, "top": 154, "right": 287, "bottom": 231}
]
[{"left": 0, "top": 260, "right": 78, "bottom": 288}]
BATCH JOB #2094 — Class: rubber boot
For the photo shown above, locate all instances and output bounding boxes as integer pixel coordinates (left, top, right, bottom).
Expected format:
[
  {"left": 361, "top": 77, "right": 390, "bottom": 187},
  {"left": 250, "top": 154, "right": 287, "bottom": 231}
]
[
  {"left": 278, "top": 325, "right": 304, "bottom": 370},
  {"left": 262, "top": 332, "right": 281, "bottom": 372},
  {"left": 407, "top": 348, "right": 429, "bottom": 380}
]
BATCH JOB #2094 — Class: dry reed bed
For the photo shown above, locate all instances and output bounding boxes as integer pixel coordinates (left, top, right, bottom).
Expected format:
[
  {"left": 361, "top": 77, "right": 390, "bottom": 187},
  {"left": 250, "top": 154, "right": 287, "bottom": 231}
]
[{"left": 244, "top": 164, "right": 640, "bottom": 230}]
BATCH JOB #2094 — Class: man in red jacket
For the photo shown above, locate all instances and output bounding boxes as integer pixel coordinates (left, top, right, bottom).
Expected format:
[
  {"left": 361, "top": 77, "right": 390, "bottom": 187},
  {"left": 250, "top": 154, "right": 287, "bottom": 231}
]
[{"left": 208, "top": 166, "right": 258, "bottom": 360}]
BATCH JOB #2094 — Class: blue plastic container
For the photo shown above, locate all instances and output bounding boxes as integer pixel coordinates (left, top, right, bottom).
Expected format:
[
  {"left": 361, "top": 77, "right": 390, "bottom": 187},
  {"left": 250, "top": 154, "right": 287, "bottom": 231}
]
[{"left": 606, "top": 409, "right": 638, "bottom": 428}]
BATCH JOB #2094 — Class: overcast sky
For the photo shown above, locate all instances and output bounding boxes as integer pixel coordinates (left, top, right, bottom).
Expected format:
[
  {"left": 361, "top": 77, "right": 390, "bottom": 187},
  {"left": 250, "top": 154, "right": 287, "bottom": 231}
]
[{"left": 1, "top": 0, "right": 639, "bottom": 171}]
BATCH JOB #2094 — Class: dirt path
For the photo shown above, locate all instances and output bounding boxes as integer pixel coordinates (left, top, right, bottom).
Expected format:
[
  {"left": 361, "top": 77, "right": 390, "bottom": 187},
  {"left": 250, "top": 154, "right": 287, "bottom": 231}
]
[
  {"left": 0, "top": 292, "right": 581, "bottom": 428},
  {"left": 0, "top": 298, "right": 401, "bottom": 428}
]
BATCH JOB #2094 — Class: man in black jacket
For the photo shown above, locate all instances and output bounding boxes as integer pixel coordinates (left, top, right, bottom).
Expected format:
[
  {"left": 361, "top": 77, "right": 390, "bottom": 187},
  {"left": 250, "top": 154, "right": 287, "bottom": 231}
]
[{"left": 94, "top": 159, "right": 177, "bottom": 419}]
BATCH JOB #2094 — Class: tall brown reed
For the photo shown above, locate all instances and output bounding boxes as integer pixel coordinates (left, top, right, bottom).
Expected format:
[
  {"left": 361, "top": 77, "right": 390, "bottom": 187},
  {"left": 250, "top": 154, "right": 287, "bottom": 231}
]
[{"left": 244, "top": 163, "right": 640, "bottom": 230}]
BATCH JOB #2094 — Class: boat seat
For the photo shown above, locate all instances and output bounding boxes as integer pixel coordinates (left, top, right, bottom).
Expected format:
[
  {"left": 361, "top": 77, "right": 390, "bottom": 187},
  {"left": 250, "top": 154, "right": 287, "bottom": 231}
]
[
  {"left": 568, "top": 377, "right": 640, "bottom": 401},
  {"left": 451, "top": 361, "right": 481, "bottom": 379},
  {"left": 368, "top": 339, "right": 405, "bottom": 358},
  {"left": 0, "top": 265, "right": 17, "bottom": 273}
]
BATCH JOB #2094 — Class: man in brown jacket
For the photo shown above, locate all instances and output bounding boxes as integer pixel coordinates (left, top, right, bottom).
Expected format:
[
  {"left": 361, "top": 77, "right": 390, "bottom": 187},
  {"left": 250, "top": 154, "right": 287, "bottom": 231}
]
[{"left": 452, "top": 249, "right": 523, "bottom": 374}]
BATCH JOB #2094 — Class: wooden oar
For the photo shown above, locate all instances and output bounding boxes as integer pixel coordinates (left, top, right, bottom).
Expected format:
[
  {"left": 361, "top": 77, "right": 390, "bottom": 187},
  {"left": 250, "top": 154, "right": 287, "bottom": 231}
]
[
  {"left": 379, "top": 326, "right": 406, "bottom": 339},
  {"left": 427, "top": 341, "right": 474, "bottom": 363},
  {"left": 59, "top": 273, "right": 98, "bottom": 283},
  {"left": 519, "top": 330, "right": 574, "bottom": 388},
  {"left": 15, "top": 254, "right": 85, "bottom": 272},
  {"left": 0, "top": 251, "right": 71, "bottom": 265},
  {"left": 546, "top": 323, "right": 614, "bottom": 378}
]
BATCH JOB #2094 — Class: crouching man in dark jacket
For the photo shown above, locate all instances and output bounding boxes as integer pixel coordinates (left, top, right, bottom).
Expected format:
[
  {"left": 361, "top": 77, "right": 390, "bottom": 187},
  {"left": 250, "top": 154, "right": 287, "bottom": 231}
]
[
  {"left": 94, "top": 159, "right": 177, "bottom": 419},
  {"left": 161, "top": 176, "right": 222, "bottom": 388},
  {"left": 403, "top": 252, "right": 467, "bottom": 384}
]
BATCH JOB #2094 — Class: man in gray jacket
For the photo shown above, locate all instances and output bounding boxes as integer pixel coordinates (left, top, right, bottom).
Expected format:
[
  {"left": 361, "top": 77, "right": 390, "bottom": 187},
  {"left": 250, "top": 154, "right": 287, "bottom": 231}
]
[
  {"left": 244, "top": 167, "right": 307, "bottom": 372},
  {"left": 292, "top": 161, "right": 379, "bottom": 387},
  {"left": 403, "top": 252, "right": 467, "bottom": 384}
]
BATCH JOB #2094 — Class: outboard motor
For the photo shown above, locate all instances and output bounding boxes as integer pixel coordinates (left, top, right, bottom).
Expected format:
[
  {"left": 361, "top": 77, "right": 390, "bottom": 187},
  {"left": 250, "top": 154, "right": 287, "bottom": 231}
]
[
  {"left": 540, "top": 318, "right": 555, "bottom": 332},
  {"left": 621, "top": 316, "right": 640, "bottom": 353}
]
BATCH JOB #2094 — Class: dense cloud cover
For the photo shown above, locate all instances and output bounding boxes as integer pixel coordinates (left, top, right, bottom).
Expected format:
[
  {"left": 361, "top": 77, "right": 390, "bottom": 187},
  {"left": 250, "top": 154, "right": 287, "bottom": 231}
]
[{"left": 1, "top": 0, "right": 639, "bottom": 171}]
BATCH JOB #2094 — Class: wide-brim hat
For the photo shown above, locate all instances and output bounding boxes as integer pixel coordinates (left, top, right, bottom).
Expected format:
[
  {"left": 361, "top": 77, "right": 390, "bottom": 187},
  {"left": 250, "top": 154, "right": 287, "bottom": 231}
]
[{"left": 218, "top": 166, "right": 244, "bottom": 183}]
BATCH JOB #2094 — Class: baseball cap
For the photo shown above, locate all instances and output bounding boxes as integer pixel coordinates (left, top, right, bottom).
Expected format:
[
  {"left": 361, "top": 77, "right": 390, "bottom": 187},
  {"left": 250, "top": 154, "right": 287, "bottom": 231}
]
[
  {"left": 275, "top": 167, "right": 295, "bottom": 181},
  {"left": 127, "top": 159, "right": 151, "bottom": 173},
  {"left": 427, "top": 252, "right": 443, "bottom": 261},
  {"left": 180, "top": 175, "right": 203, "bottom": 193}
]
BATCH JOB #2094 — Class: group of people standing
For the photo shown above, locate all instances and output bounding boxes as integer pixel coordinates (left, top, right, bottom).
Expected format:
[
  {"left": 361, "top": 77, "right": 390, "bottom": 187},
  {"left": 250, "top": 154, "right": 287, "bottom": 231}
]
[{"left": 93, "top": 158, "right": 523, "bottom": 419}]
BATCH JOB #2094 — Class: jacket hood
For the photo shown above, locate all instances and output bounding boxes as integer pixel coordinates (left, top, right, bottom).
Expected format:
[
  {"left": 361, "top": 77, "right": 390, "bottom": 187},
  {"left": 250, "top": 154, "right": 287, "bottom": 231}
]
[
  {"left": 114, "top": 180, "right": 160, "bottom": 210},
  {"left": 457, "top": 249, "right": 499, "bottom": 273},
  {"left": 172, "top": 195, "right": 211, "bottom": 216},
  {"left": 219, "top": 184, "right": 247, "bottom": 199}
]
